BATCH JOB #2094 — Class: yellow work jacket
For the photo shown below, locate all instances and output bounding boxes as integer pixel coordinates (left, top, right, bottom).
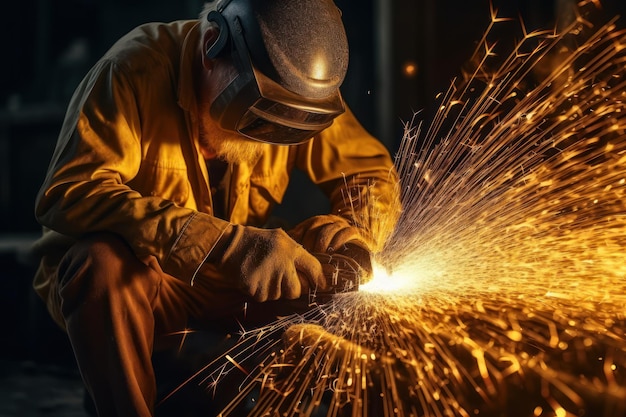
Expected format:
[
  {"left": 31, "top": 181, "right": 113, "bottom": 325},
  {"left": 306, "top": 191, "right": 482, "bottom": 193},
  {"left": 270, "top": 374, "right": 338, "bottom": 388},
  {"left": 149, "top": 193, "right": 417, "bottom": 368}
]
[{"left": 32, "top": 20, "right": 400, "bottom": 311}]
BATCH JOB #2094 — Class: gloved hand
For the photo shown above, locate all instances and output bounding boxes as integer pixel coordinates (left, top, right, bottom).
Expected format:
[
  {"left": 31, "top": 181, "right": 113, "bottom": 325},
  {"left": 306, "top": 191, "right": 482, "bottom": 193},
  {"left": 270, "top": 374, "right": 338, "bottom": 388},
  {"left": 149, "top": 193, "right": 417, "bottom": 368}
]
[
  {"left": 287, "top": 214, "right": 368, "bottom": 254},
  {"left": 208, "top": 224, "right": 327, "bottom": 302}
]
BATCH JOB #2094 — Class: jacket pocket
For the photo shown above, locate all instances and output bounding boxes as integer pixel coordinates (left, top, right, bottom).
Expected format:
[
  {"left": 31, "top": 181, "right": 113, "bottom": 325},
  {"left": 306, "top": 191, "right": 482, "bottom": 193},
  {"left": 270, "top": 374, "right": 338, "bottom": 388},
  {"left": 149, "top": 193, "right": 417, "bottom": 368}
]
[{"left": 130, "top": 160, "right": 191, "bottom": 207}]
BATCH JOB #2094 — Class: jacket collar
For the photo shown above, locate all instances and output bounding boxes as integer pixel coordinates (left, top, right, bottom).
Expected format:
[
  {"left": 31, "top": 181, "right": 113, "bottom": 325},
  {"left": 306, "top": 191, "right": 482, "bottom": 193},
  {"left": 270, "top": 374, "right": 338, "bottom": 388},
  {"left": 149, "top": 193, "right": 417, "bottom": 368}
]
[{"left": 177, "top": 21, "right": 202, "bottom": 115}]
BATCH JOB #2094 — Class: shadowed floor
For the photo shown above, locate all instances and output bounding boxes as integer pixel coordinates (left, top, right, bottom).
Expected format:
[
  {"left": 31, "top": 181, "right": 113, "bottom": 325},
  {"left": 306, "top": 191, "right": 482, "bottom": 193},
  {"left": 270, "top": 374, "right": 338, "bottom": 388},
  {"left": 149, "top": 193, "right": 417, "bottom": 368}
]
[{"left": 0, "top": 360, "right": 88, "bottom": 417}]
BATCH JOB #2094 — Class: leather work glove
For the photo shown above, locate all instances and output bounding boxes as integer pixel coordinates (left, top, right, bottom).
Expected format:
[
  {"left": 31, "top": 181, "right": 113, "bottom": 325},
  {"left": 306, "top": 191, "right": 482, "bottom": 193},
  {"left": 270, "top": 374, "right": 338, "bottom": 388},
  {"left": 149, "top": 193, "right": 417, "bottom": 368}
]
[
  {"left": 208, "top": 224, "right": 327, "bottom": 302},
  {"left": 288, "top": 214, "right": 368, "bottom": 254},
  {"left": 288, "top": 215, "right": 374, "bottom": 290}
]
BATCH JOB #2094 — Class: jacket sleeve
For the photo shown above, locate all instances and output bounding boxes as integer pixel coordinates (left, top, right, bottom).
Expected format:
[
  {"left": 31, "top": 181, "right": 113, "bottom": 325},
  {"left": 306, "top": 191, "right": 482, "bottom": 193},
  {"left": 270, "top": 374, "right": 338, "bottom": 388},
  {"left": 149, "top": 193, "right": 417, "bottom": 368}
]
[
  {"left": 295, "top": 107, "right": 402, "bottom": 252},
  {"left": 34, "top": 59, "right": 229, "bottom": 283}
]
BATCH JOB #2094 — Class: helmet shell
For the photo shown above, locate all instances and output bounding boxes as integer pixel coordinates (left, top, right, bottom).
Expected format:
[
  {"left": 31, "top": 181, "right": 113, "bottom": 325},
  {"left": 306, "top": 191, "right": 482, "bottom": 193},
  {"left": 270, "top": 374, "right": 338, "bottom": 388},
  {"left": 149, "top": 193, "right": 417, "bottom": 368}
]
[
  {"left": 215, "top": 0, "right": 349, "bottom": 99},
  {"left": 253, "top": 0, "right": 349, "bottom": 99}
]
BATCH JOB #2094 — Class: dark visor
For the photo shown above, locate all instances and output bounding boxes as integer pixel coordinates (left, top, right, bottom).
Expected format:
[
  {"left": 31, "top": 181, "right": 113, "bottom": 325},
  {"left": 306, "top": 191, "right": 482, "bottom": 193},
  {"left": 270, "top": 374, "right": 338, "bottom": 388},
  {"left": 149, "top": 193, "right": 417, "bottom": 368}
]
[{"left": 235, "top": 67, "right": 343, "bottom": 144}]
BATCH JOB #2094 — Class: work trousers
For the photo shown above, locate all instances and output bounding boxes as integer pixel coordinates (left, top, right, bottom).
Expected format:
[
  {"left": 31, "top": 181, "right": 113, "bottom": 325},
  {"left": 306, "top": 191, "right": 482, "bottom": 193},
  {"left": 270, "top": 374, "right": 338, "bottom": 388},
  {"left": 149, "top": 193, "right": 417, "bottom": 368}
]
[{"left": 50, "top": 233, "right": 248, "bottom": 417}]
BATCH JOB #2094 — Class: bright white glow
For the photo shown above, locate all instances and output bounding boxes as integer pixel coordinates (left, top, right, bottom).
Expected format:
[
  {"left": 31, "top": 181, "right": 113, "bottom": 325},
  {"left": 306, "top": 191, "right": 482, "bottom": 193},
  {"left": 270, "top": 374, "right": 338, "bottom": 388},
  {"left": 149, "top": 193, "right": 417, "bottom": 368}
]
[{"left": 360, "top": 261, "right": 425, "bottom": 293}]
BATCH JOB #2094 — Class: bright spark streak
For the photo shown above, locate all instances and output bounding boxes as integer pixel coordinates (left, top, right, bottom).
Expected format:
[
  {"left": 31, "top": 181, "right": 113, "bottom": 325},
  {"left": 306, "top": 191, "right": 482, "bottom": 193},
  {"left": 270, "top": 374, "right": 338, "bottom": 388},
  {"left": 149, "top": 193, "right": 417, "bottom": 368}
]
[{"left": 225, "top": 354, "right": 249, "bottom": 376}]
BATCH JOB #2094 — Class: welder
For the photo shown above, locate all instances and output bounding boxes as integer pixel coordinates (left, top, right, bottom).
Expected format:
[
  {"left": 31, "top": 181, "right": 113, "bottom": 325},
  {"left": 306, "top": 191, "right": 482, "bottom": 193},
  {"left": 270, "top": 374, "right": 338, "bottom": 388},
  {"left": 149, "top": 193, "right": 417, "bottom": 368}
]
[{"left": 31, "top": 0, "right": 400, "bottom": 415}]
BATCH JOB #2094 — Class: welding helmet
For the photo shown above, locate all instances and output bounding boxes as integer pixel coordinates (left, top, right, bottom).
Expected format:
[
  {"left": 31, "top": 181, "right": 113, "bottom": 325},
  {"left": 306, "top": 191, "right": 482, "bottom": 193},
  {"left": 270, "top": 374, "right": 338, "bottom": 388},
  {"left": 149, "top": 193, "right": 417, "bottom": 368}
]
[{"left": 205, "top": 0, "right": 348, "bottom": 144}]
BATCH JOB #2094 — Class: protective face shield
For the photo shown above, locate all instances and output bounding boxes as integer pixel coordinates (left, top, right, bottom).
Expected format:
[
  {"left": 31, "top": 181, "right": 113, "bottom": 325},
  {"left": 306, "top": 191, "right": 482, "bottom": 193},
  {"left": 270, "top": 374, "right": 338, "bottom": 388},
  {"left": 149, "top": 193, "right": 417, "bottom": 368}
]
[{"left": 205, "top": 0, "right": 349, "bottom": 144}]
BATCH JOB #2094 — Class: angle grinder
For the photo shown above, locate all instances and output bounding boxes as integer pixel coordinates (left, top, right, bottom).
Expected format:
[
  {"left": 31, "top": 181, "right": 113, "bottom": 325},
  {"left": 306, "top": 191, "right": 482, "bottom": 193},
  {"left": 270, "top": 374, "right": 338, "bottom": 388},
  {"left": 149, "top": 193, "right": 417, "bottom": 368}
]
[{"left": 312, "top": 241, "right": 373, "bottom": 299}]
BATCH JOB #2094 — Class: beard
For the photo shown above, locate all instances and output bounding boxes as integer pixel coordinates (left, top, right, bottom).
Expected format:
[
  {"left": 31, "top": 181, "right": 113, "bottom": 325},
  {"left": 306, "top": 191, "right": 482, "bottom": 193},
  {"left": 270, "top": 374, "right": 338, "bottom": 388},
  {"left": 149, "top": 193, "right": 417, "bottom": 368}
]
[
  {"left": 202, "top": 129, "right": 268, "bottom": 165},
  {"left": 198, "top": 112, "right": 269, "bottom": 165}
]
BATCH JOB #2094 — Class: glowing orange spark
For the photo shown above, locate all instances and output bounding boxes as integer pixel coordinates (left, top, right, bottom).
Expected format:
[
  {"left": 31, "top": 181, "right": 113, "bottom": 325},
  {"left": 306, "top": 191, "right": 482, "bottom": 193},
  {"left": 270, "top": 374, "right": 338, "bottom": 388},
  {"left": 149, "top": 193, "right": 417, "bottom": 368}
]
[{"left": 225, "top": 355, "right": 249, "bottom": 376}]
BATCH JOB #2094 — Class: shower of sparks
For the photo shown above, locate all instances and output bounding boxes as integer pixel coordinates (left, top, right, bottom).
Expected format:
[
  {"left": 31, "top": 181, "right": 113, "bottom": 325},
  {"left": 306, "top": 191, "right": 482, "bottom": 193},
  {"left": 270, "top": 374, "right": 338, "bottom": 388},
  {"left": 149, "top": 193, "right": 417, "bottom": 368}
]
[{"left": 170, "top": 2, "right": 626, "bottom": 416}]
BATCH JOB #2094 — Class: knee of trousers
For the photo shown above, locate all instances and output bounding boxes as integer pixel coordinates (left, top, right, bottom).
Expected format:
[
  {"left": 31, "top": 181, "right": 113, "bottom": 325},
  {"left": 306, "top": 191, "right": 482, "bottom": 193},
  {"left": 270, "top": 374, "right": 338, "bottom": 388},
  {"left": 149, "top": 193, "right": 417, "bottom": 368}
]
[{"left": 55, "top": 232, "right": 161, "bottom": 319}]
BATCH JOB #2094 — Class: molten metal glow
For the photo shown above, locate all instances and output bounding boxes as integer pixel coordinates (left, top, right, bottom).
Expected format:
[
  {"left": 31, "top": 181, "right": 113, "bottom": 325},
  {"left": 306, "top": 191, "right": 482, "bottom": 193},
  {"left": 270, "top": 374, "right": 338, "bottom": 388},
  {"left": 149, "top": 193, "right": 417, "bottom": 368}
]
[
  {"left": 361, "top": 260, "right": 440, "bottom": 293},
  {"left": 168, "top": 2, "right": 626, "bottom": 416}
]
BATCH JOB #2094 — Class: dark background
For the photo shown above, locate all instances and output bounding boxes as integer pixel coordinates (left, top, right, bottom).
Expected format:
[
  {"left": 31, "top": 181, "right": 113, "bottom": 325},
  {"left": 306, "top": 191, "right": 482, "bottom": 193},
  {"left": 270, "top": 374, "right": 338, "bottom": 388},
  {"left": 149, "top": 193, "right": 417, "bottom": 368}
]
[{"left": 0, "top": 0, "right": 625, "bottom": 414}]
